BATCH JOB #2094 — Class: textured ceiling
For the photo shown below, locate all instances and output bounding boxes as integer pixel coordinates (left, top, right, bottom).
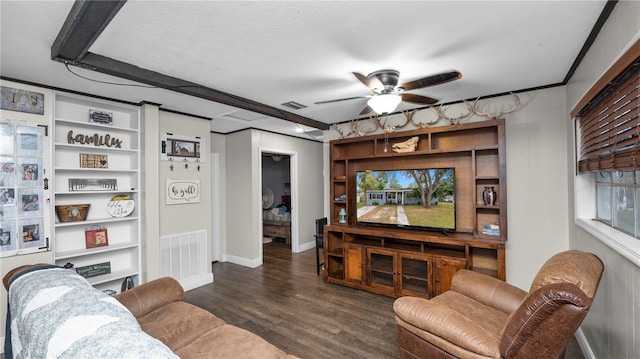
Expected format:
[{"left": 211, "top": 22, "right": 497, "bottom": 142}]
[{"left": 1, "top": 1, "right": 607, "bottom": 140}]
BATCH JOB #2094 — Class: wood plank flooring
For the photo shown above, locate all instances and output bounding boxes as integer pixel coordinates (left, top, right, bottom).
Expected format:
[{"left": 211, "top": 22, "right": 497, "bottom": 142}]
[{"left": 184, "top": 241, "right": 585, "bottom": 359}]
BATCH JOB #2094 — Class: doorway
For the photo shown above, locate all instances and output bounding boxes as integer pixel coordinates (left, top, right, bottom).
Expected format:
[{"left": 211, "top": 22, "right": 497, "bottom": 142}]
[{"left": 261, "top": 151, "right": 295, "bottom": 257}]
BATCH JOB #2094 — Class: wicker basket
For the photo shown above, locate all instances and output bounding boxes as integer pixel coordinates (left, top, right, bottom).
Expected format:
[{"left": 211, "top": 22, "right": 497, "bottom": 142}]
[{"left": 55, "top": 204, "right": 90, "bottom": 222}]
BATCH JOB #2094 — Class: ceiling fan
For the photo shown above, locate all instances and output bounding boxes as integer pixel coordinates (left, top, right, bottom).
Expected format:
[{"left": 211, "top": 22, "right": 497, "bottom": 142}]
[{"left": 315, "top": 69, "right": 462, "bottom": 115}]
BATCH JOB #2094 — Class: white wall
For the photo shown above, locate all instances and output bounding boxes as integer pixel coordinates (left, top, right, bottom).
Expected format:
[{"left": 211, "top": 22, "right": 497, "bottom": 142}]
[
  {"left": 223, "top": 129, "right": 323, "bottom": 267},
  {"left": 504, "top": 87, "right": 570, "bottom": 288},
  {"left": 565, "top": 1, "right": 640, "bottom": 358},
  {"left": 255, "top": 130, "right": 324, "bottom": 252},
  {"left": 143, "top": 111, "right": 213, "bottom": 284}
]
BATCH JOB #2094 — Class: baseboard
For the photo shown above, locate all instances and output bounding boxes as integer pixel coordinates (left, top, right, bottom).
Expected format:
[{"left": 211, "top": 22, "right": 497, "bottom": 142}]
[
  {"left": 179, "top": 272, "right": 214, "bottom": 291},
  {"left": 297, "top": 240, "right": 315, "bottom": 252},
  {"left": 574, "top": 327, "right": 596, "bottom": 359},
  {"left": 224, "top": 254, "right": 262, "bottom": 268}
]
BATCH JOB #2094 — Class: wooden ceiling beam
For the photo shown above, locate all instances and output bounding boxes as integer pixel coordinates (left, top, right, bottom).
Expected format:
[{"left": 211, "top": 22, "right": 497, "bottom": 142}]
[
  {"left": 50, "top": 0, "right": 329, "bottom": 131},
  {"left": 51, "top": 0, "right": 126, "bottom": 62}
]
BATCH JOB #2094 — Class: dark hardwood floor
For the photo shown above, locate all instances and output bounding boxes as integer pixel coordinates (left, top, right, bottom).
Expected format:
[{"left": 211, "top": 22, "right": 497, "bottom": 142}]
[{"left": 184, "top": 241, "right": 585, "bottom": 359}]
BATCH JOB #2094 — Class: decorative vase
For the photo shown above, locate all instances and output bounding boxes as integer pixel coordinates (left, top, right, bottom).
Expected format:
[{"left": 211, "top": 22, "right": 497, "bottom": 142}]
[
  {"left": 482, "top": 187, "right": 497, "bottom": 206},
  {"left": 339, "top": 208, "right": 347, "bottom": 223}
]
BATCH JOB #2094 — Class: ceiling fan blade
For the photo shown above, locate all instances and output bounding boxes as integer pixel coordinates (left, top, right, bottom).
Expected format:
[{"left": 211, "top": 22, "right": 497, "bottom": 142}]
[
  {"left": 314, "top": 96, "right": 367, "bottom": 105},
  {"left": 353, "top": 72, "right": 383, "bottom": 91},
  {"left": 401, "top": 93, "right": 439, "bottom": 105},
  {"left": 400, "top": 71, "right": 462, "bottom": 91},
  {"left": 359, "top": 105, "right": 373, "bottom": 115}
]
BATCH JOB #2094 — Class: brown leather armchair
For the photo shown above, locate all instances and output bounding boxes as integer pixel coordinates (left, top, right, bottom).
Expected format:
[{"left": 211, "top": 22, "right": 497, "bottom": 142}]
[{"left": 393, "top": 250, "right": 604, "bottom": 359}]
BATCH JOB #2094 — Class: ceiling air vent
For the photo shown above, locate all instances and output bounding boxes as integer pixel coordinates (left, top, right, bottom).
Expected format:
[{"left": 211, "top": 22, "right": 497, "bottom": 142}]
[{"left": 281, "top": 101, "right": 307, "bottom": 110}]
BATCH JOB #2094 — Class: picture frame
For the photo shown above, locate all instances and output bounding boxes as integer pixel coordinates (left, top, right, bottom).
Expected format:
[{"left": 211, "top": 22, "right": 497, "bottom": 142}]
[
  {"left": 0, "top": 158, "right": 15, "bottom": 187},
  {"left": 16, "top": 157, "right": 42, "bottom": 187},
  {"left": 88, "top": 110, "right": 113, "bottom": 125},
  {"left": 85, "top": 227, "right": 109, "bottom": 248},
  {"left": 79, "top": 153, "right": 108, "bottom": 169},
  {"left": 16, "top": 125, "right": 44, "bottom": 157},
  {"left": 166, "top": 179, "right": 201, "bottom": 205},
  {"left": 18, "top": 188, "right": 42, "bottom": 217},
  {"left": 18, "top": 217, "right": 46, "bottom": 250},
  {"left": 21, "top": 223, "right": 40, "bottom": 242},
  {"left": 160, "top": 133, "right": 205, "bottom": 163},
  {"left": 69, "top": 178, "right": 117, "bottom": 191}
]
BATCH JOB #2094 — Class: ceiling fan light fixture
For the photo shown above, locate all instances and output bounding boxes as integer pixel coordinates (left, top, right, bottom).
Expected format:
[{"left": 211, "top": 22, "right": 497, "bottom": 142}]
[{"left": 367, "top": 94, "right": 402, "bottom": 115}]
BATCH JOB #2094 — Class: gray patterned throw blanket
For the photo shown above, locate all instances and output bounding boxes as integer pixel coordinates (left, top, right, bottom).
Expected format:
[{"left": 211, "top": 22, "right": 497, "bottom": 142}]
[{"left": 5, "top": 267, "right": 178, "bottom": 358}]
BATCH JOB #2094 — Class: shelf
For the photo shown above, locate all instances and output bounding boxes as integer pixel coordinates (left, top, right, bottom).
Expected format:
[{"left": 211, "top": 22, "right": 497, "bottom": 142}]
[
  {"left": 54, "top": 92, "right": 141, "bottom": 290},
  {"left": 402, "top": 274, "right": 427, "bottom": 282},
  {"left": 55, "top": 167, "right": 138, "bottom": 173},
  {"left": 55, "top": 118, "right": 139, "bottom": 133},
  {"left": 54, "top": 216, "right": 139, "bottom": 228},
  {"left": 55, "top": 241, "right": 139, "bottom": 260},
  {"left": 55, "top": 190, "right": 138, "bottom": 196},
  {"left": 327, "top": 248, "right": 344, "bottom": 256},
  {"left": 475, "top": 205, "right": 500, "bottom": 210},
  {"left": 86, "top": 268, "right": 139, "bottom": 286},
  {"left": 55, "top": 142, "right": 139, "bottom": 153}
]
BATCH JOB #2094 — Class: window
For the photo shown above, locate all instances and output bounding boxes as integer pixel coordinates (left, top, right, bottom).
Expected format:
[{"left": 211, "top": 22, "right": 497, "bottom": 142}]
[
  {"left": 595, "top": 170, "right": 640, "bottom": 238},
  {"left": 574, "top": 40, "right": 640, "bottom": 240}
]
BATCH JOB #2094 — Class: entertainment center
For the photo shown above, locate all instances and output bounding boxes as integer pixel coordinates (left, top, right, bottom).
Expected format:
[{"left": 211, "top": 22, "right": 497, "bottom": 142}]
[{"left": 325, "top": 119, "right": 507, "bottom": 299}]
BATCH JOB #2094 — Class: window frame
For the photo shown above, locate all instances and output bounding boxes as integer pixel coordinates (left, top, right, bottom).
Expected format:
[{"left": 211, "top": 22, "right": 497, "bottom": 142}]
[{"left": 573, "top": 38, "right": 640, "bottom": 267}]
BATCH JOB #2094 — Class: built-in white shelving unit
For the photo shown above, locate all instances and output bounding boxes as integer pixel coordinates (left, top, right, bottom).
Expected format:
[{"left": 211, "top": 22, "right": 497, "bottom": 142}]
[{"left": 53, "top": 93, "right": 141, "bottom": 292}]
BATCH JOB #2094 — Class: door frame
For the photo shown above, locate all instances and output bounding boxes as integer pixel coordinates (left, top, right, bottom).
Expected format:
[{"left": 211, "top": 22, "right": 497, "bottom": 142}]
[{"left": 259, "top": 147, "right": 299, "bottom": 260}]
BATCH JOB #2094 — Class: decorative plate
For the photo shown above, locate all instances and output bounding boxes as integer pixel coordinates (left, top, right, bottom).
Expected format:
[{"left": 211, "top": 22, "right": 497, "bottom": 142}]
[{"left": 107, "top": 194, "right": 135, "bottom": 217}]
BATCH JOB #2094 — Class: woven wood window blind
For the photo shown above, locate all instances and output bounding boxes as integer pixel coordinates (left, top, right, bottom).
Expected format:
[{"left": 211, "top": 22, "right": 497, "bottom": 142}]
[{"left": 577, "top": 59, "right": 640, "bottom": 173}]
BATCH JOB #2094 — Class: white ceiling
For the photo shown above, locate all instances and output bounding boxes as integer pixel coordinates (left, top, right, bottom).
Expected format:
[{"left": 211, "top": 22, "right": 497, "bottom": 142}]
[{"left": 1, "top": 1, "right": 607, "bottom": 140}]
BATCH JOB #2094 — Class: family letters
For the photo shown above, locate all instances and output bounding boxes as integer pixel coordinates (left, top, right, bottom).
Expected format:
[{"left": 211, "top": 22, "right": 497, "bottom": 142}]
[{"left": 67, "top": 130, "right": 122, "bottom": 148}]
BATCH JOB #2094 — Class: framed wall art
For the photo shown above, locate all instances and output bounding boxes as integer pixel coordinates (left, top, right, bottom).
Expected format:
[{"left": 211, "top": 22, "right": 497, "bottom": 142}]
[
  {"left": 80, "top": 153, "right": 108, "bottom": 168},
  {"left": 1, "top": 122, "right": 48, "bottom": 257},
  {"left": 160, "top": 133, "right": 205, "bottom": 163},
  {"left": 166, "top": 179, "right": 201, "bottom": 204},
  {"left": 85, "top": 227, "right": 109, "bottom": 248}
]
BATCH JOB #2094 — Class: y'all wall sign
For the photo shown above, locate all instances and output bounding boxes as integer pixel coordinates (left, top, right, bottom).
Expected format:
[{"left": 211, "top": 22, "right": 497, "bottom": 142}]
[{"left": 166, "top": 179, "right": 201, "bottom": 205}]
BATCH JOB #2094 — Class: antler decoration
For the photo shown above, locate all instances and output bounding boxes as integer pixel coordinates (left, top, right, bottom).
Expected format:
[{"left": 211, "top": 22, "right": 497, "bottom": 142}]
[
  {"left": 405, "top": 108, "right": 437, "bottom": 128},
  {"left": 351, "top": 119, "right": 376, "bottom": 137},
  {"left": 330, "top": 93, "right": 521, "bottom": 138},
  {"left": 436, "top": 102, "right": 473, "bottom": 125},
  {"left": 370, "top": 112, "right": 413, "bottom": 134},
  {"left": 473, "top": 93, "right": 520, "bottom": 120},
  {"left": 331, "top": 123, "right": 353, "bottom": 139}
]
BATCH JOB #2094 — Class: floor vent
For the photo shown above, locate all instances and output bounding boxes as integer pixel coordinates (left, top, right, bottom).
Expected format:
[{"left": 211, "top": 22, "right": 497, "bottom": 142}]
[{"left": 160, "top": 229, "right": 212, "bottom": 290}]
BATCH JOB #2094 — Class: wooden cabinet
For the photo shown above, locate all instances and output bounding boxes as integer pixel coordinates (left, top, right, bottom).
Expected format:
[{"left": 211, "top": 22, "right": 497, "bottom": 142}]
[
  {"left": 397, "top": 252, "right": 432, "bottom": 297},
  {"left": 324, "top": 226, "right": 469, "bottom": 299},
  {"left": 325, "top": 120, "right": 507, "bottom": 297},
  {"left": 344, "top": 244, "right": 364, "bottom": 285},
  {"left": 53, "top": 93, "right": 141, "bottom": 293},
  {"left": 366, "top": 247, "right": 396, "bottom": 296},
  {"left": 433, "top": 256, "right": 466, "bottom": 295}
]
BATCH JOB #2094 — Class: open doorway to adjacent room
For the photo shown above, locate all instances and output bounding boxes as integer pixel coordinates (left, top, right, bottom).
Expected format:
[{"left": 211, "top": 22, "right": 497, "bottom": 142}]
[{"left": 261, "top": 152, "right": 293, "bottom": 255}]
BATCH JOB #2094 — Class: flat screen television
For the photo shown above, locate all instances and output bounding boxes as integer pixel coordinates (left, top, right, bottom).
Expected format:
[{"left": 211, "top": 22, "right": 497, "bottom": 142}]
[{"left": 355, "top": 168, "right": 455, "bottom": 232}]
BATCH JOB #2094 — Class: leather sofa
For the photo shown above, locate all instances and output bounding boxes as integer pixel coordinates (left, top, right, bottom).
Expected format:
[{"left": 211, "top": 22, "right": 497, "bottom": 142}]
[
  {"left": 393, "top": 250, "right": 604, "bottom": 359},
  {"left": 4, "top": 265, "right": 297, "bottom": 358}
]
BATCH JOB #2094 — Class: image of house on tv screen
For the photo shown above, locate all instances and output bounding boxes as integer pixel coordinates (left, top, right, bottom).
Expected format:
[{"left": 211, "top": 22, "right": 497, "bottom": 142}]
[{"left": 356, "top": 168, "right": 455, "bottom": 231}]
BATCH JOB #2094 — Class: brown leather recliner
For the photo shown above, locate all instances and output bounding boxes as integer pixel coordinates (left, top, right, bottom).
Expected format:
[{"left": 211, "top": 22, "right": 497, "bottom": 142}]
[{"left": 393, "top": 250, "right": 604, "bottom": 359}]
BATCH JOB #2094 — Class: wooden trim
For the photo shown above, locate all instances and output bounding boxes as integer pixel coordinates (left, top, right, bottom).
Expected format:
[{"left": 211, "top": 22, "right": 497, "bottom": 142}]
[
  {"left": 50, "top": 0, "right": 330, "bottom": 131},
  {"left": 571, "top": 38, "right": 640, "bottom": 118},
  {"left": 50, "top": 0, "right": 125, "bottom": 62}
]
